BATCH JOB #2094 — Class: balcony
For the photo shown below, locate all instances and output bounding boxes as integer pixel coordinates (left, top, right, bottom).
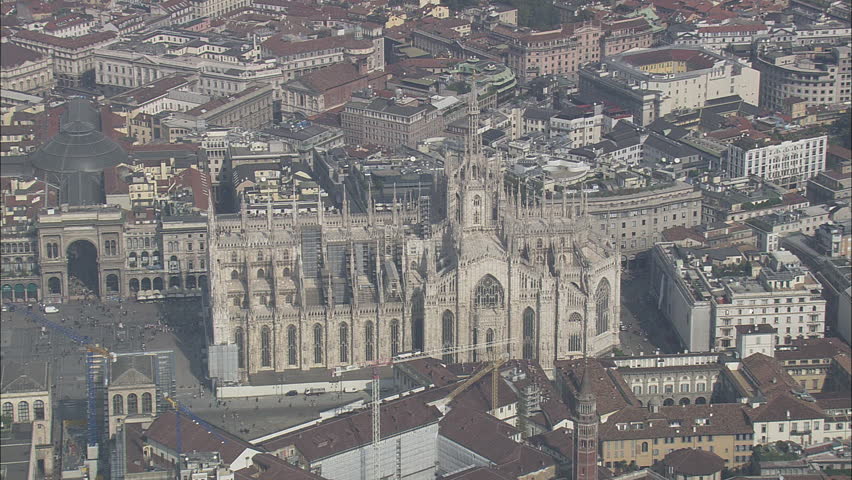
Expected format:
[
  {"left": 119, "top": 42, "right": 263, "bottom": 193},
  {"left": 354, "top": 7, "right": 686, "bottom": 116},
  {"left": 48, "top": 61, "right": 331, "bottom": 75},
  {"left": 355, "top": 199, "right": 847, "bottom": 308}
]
[{"left": 791, "top": 429, "right": 812, "bottom": 436}]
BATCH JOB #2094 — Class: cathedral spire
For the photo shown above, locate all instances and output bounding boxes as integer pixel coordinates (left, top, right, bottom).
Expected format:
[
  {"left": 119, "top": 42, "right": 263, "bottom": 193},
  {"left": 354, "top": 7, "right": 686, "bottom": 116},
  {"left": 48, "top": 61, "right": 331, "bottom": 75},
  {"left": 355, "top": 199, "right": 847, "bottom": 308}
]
[
  {"left": 291, "top": 181, "right": 299, "bottom": 224},
  {"left": 465, "top": 75, "right": 481, "bottom": 160}
]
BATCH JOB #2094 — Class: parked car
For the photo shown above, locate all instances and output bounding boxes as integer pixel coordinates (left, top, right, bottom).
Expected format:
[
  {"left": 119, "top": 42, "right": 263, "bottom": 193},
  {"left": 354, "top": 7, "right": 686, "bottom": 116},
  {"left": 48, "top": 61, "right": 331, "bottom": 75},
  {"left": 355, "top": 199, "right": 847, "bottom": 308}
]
[
  {"left": 285, "top": 390, "right": 298, "bottom": 396},
  {"left": 43, "top": 305, "right": 59, "bottom": 314}
]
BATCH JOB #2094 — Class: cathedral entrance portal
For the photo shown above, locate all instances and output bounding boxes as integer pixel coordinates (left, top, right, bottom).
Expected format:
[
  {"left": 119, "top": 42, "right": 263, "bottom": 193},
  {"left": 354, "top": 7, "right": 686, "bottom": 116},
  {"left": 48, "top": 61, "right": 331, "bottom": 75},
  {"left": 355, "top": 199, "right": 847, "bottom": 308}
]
[{"left": 67, "top": 240, "right": 99, "bottom": 297}]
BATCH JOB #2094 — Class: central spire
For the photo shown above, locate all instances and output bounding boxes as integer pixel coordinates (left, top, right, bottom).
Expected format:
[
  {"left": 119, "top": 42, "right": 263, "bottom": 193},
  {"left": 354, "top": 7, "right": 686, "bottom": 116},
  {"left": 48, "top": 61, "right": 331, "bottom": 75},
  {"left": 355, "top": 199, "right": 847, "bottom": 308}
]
[{"left": 465, "top": 74, "right": 481, "bottom": 160}]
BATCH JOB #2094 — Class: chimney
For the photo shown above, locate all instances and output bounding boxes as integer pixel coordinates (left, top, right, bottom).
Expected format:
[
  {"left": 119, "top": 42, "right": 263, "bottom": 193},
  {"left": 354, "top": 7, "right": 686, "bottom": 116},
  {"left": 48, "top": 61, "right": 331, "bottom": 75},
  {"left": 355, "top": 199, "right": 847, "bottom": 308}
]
[{"left": 786, "top": 410, "right": 790, "bottom": 419}]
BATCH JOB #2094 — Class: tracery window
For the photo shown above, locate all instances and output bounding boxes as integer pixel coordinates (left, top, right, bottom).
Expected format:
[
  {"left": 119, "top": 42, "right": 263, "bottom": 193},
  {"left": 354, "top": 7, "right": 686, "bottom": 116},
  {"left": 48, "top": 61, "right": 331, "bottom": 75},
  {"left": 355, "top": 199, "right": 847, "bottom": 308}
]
[
  {"left": 339, "top": 323, "right": 349, "bottom": 363},
  {"left": 595, "top": 279, "right": 611, "bottom": 335},
  {"left": 474, "top": 275, "right": 504, "bottom": 309},
  {"left": 261, "top": 327, "right": 272, "bottom": 367},
  {"left": 313, "top": 324, "right": 323, "bottom": 364},
  {"left": 390, "top": 319, "right": 400, "bottom": 357},
  {"left": 365, "top": 322, "right": 374, "bottom": 362},
  {"left": 442, "top": 311, "right": 454, "bottom": 364},
  {"left": 287, "top": 326, "right": 297, "bottom": 365},
  {"left": 473, "top": 195, "right": 482, "bottom": 225}
]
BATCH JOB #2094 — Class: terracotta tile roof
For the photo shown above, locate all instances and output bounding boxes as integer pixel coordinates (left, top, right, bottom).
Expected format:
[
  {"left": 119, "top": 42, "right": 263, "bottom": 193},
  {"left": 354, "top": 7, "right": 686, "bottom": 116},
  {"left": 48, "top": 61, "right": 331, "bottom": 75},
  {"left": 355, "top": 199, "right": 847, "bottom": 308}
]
[
  {"left": 598, "top": 403, "right": 753, "bottom": 441},
  {"left": 13, "top": 29, "right": 116, "bottom": 49},
  {"left": 621, "top": 48, "right": 718, "bottom": 70},
  {"left": 555, "top": 358, "right": 638, "bottom": 416},
  {"left": 145, "top": 411, "right": 254, "bottom": 464},
  {"left": 396, "top": 357, "right": 459, "bottom": 387},
  {"left": 443, "top": 467, "right": 516, "bottom": 480},
  {"left": 811, "top": 392, "right": 851, "bottom": 413},
  {"left": 747, "top": 393, "right": 825, "bottom": 422},
  {"left": 697, "top": 23, "right": 767, "bottom": 34},
  {"left": 527, "top": 427, "right": 574, "bottom": 458},
  {"left": 287, "top": 62, "right": 367, "bottom": 93},
  {"left": 776, "top": 338, "right": 852, "bottom": 362},
  {"left": 663, "top": 225, "right": 705, "bottom": 243},
  {"left": 124, "top": 424, "right": 147, "bottom": 474},
  {"left": 0, "top": 42, "right": 45, "bottom": 69},
  {"left": 260, "top": 394, "right": 441, "bottom": 461},
  {"left": 233, "top": 454, "right": 327, "bottom": 480},
  {"left": 741, "top": 353, "right": 801, "bottom": 398},
  {"left": 103, "top": 166, "right": 129, "bottom": 194},
  {"left": 827, "top": 144, "right": 852, "bottom": 160},
  {"left": 663, "top": 448, "right": 725, "bottom": 475},
  {"left": 440, "top": 406, "right": 555, "bottom": 477}
]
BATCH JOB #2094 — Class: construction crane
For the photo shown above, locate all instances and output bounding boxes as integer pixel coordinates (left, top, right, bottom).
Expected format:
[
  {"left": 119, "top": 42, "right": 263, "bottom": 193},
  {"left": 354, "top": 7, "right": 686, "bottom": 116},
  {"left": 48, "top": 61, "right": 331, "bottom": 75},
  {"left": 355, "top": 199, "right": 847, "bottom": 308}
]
[
  {"left": 431, "top": 352, "right": 508, "bottom": 414},
  {"left": 164, "top": 396, "right": 230, "bottom": 480},
  {"left": 331, "top": 338, "right": 518, "bottom": 480},
  {"left": 26, "top": 311, "right": 112, "bottom": 449}
]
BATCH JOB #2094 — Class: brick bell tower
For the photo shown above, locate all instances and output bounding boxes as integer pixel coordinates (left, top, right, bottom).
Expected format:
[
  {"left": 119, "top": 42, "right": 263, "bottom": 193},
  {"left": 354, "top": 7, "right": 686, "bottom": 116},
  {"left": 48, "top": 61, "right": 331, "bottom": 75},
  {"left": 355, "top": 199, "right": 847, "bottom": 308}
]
[{"left": 574, "top": 362, "right": 599, "bottom": 480}]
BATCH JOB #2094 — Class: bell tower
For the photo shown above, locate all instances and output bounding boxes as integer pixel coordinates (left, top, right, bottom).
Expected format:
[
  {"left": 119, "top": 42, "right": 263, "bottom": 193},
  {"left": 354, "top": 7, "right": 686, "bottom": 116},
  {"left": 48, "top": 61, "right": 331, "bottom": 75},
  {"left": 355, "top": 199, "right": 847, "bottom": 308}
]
[{"left": 574, "top": 362, "right": 599, "bottom": 480}]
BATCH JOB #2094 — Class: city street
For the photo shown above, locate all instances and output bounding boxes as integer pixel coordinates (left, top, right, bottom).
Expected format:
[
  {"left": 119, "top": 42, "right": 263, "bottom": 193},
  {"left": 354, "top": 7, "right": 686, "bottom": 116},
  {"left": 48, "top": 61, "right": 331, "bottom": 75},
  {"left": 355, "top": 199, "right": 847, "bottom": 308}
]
[{"left": 619, "top": 265, "right": 682, "bottom": 356}]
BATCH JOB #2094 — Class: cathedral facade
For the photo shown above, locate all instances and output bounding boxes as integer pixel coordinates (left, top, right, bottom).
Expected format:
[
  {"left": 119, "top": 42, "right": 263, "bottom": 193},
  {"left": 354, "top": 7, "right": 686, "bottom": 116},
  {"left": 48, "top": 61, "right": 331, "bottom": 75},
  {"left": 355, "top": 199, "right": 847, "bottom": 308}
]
[{"left": 208, "top": 90, "right": 621, "bottom": 379}]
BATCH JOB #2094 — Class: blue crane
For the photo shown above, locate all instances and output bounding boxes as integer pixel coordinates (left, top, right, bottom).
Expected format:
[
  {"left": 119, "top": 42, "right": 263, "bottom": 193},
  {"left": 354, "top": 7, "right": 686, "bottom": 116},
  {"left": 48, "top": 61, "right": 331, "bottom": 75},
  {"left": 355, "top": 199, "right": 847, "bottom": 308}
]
[
  {"left": 164, "top": 396, "right": 230, "bottom": 476},
  {"left": 26, "top": 311, "right": 111, "bottom": 448}
]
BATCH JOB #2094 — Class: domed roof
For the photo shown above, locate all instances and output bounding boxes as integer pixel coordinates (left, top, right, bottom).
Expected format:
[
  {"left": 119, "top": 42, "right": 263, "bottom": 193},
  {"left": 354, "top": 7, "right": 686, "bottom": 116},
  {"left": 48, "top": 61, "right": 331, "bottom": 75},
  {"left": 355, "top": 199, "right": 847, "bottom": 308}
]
[{"left": 29, "top": 99, "right": 128, "bottom": 174}]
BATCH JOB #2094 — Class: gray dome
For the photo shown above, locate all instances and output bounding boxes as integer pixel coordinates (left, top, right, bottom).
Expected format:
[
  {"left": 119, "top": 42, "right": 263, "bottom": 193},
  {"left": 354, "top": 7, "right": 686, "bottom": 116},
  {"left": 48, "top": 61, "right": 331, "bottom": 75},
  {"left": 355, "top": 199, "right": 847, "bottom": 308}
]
[
  {"left": 30, "top": 100, "right": 128, "bottom": 174},
  {"left": 29, "top": 99, "right": 128, "bottom": 206}
]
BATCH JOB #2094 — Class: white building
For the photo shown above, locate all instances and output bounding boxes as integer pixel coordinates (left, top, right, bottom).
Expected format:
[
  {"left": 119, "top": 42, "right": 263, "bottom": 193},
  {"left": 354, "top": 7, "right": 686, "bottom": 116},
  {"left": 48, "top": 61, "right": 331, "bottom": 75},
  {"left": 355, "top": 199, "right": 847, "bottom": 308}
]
[
  {"left": 726, "top": 136, "right": 828, "bottom": 191},
  {"left": 749, "top": 394, "right": 827, "bottom": 446},
  {"left": 735, "top": 324, "right": 777, "bottom": 359},
  {"left": 260, "top": 395, "right": 442, "bottom": 480},
  {"left": 602, "top": 47, "right": 760, "bottom": 116}
]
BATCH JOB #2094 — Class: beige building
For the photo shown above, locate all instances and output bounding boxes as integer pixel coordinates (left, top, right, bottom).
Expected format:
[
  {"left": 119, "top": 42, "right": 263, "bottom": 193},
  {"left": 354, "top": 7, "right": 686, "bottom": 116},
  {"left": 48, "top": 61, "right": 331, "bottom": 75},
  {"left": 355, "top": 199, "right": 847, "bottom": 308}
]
[
  {"left": 342, "top": 94, "right": 442, "bottom": 148},
  {"left": 776, "top": 337, "right": 851, "bottom": 393},
  {"left": 107, "top": 355, "right": 158, "bottom": 437},
  {"left": 0, "top": 362, "right": 54, "bottom": 478},
  {"left": 11, "top": 30, "right": 117, "bottom": 87},
  {"left": 179, "top": 83, "right": 274, "bottom": 130},
  {"left": 601, "top": 47, "right": 760, "bottom": 115},
  {"left": 0, "top": 42, "right": 54, "bottom": 94},
  {"left": 712, "top": 251, "right": 826, "bottom": 349},
  {"left": 586, "top": 181, "right": 702, "bottom": 256},
  {"left": 755, "top": 44, "right": 851, "bottom": 111},
  {"left": 599, "top": 403, "right": 755, "bottom": 470}
]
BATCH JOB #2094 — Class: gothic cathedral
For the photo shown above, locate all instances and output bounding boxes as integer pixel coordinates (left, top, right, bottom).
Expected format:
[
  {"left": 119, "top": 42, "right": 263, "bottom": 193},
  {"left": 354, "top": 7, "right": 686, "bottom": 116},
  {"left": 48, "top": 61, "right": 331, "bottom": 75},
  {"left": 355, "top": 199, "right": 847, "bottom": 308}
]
[{"left": 207, "top": 82, "right": 621, "bottom": 380}]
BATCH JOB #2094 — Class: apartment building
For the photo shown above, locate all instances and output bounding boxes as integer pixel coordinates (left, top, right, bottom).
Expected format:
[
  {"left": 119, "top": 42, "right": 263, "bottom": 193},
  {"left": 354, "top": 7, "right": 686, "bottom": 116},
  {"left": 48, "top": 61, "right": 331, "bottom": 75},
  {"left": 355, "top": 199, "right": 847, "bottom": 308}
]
[
  {"left": 725, "top": 136, "right": 828, "bottom": 191},
  {"left": 0, "top": 362, "right": 54, "bottom": 478},
  {"left": 11, "top": 30, "right": 117, "bottom": 87},
  {"left": 281, "top": 62, "right": 374, "bottom": 116},
  {"left": 747, "top": 206, "right": 831, "bottom": 252},
  {"left": 668, "top": 23, "right": 769, "bottom": 53},
  {"left": 94, "top": 35, "right": 284, "bottom": 98},
  {"left": 600, "top": 18, "right": 653, "bottom": 57},
  {"left": 600, "top": 47, "right": 760, "bottom": 116},
  {"left": 599, "top": 404, "right": 756, "bottom": 470},
  {"left": 586, "top": 181, "right": 703, "bottom": 254},
  {"left": 0, "top": 43, "right": 54, "bottom": 94},
  {"left": 494, "top": 22, "right": 602, "bottom": 82},
  {"left": 341, "top": 94, "right": 442, "bottom": 148},
  {"left": 191, "top": 0, "right": 251, "bottom": 18},
  {"left": 178, "top": 83, "right": 274, "bottom": 130},
  {"left": 754, "top": 44, "right": 851, "bottom": 111},
  {"left": 261, "top": 34, "right": 383, "bottom": 82},
  {"left": 713, "top": 251, "right": 826, "bottom": 350},
  {"left": 807, "top": 165, "right": 852, "bottom": 204},
  {"left": 748, "top": 394, "right": 827, "bottom": 447},
  {"left": 776, "top": 338, "right": 851, "bottom": 393}
]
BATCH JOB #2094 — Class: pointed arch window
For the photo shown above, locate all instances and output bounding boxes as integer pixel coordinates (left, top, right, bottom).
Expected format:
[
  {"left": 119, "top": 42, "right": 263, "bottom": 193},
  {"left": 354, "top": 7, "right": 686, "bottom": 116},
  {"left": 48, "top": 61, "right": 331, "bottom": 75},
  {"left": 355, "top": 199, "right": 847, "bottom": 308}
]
[
  {"left": 287, "top": 326, "right": 297, "bottom": 366},
  {"left": 474, "top": 275, "right": 504, "bottom": 308},
  {"left": 473, "top": 195, "right": 482, "bottom": 225},
  {"left": 339, "top": 323, "right": 349, "bottom": 363},
  {"left": 595, "top": 279, "right": 611, "bottom": 335},
  {"left": 142, "top": 393, "right": 152, "bottom": 414},
  {"left": 523, "top": 307, "right": 535, "bottom": 360},
  {"left": 365, "top": 322, "right": 374, "bottom": 362},
  {"left": 486, "top": 329, "right": 495, "bottom": 355},
  {"left": 442, "top": 311, "right": 455, "bottom": 364},
  {"left": 127, "top": 394, "right": 138, "bottom": 414},
  {"left": 313, "top": 324, "right": 323, "bottom": 364},
  {"left": 261, "top": 327, "right": 272, "bottom": 367},
  {"left": 390, "top": 319, "right": 400, "bottom": 357},
  {"left": 112, "top": 395, "right": 123, "bottom": 415},
  {"left": 234, "top": 327, "right": 245, "bottom": 369}
]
